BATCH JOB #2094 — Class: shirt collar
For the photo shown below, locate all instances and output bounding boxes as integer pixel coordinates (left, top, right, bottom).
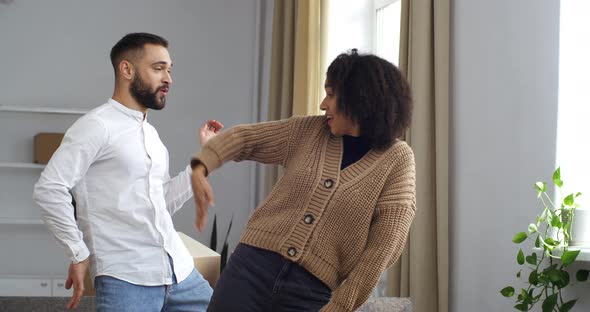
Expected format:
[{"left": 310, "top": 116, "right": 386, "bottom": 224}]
[{"left": 108, "top": 98, "right": 146, "bottom": 122}]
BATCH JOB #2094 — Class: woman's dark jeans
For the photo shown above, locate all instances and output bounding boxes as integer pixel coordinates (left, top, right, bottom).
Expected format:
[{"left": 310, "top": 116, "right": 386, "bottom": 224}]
[{"left": 207, "top": 243, "right": 332, "bottom": 312}]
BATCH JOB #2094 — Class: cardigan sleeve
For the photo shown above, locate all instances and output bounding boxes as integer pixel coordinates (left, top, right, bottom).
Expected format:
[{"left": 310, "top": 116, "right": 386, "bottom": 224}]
[
  {"left": 192, "top": 116, "right": 300, "bottom": 174},
  {"left": 321, "top": 148, "right": 416, "bottom": 312}
]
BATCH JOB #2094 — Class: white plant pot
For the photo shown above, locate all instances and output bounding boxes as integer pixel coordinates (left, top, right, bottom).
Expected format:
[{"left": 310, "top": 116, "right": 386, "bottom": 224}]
[{"left": 570, "top": 209, "right": 590, "bottom": 247}]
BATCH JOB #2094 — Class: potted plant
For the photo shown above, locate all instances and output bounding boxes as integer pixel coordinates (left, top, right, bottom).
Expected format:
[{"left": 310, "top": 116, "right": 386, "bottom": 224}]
[{"left": 500, "top": 167, "right": 590, "bottom": 311}]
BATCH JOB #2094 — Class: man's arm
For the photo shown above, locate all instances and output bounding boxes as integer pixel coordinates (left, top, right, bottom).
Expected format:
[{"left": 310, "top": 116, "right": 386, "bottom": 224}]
[
  {"left": 33, "top": 116, "right": 108, "bottom": 263},
  {"left": 163, "top": 120, "right": 223, "bottom": 215}
]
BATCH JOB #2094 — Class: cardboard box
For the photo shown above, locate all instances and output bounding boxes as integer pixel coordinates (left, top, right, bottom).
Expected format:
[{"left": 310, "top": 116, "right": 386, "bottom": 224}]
[
  {"left": 34, "top": 133, "right": 64, "bottom": 164},
  {"left": 177, "top": 232, "right": 221, "bottom": 288},
  {"left": 83, "top": 232, "right": 220, "bottom": 296}
]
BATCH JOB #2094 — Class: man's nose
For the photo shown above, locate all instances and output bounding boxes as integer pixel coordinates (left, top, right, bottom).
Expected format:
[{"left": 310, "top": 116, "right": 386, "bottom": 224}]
[{"left": 164, "top": 72, "right": 172, "bottom": 84}]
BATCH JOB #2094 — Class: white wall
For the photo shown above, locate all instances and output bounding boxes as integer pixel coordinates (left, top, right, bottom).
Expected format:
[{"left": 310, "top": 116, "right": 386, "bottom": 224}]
[
  {"left": 452, "top": 0, "right": 590, "bottom": 311},
  {"left": 0, "top": 0, "right": 273, "bottom": 282}
]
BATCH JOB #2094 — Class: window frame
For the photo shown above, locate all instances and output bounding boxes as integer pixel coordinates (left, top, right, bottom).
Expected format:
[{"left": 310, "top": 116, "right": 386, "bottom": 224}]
[{"left": 371, "top": 0, "right": 402, "bottom": 65}]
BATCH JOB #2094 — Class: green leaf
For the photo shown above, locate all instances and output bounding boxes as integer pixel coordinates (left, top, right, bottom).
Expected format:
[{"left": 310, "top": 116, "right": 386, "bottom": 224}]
[
  {"left": 500, "top": 286, "right": 515, "bottom": 297},
  {"left": 539, "top": 273, "right": 550, "bottom": 285},
  {"left": 561, "top": 299, "right": 577, "bottom": 312},
  {"left": 542, "top": 293, "right": 558, "bottom": 312},
  {"left": 518, "top": 287, "right": 532, "bottom": 305},
  {"left": 513, "top": 232, "right": 528, "bottom": 244},
  {"left": 564, "top": 194, "right": 575, "bottom": 206},
  {"left": 553, "top": 167, "right": 563, "bottom": 187},
  {"left": 575, "top": 192, "right": 582, "bottom": 198},
  {"left": 526, "top": 289, "right": 536, "bottom": 305},
  {"left": 534, "top": 182, "right": 547, "bottom": 197},
  {"left": 528, "top": 223, "right": 538, "bottom": 234},
  {"left": 526, "top": 253, "right": 537, "bottom": 265},
  {"left": 516, "top": 270, "right": 521, "bottom": 278},
  {"left": 517, "top": 249, "right": 525, "bottom": 265},
  {"left": 550, "top": 215, "right": 563, "bottom": 228},
  {"left": 528, "top": 270, "right": 539, "bottom": 285},
  {"left": 576, "top": 269, "right": 589, "bottom": 282},
  {"left": 549, "top": 269, "right": 562, "bottom": 283},
  {"left": 539, "top": 209, "right": 548, "bottom": 222},
  {"left": 561, "top": 249, "right": 580, "bottom": 267},
  {"left": 534, "top": 181, "right": 547, "bottom": 192},
  {"left": 518, "top": 288, "right": 528, "bottom": 301},
  {"left": 555, "top": 270, "right": 570, "bottom": 288},
  {"left": 535, "top": 235, "right": 540, "bottom": 248},
  {"left": 514, "top": 303, "right": 528, "bottom": 311}
]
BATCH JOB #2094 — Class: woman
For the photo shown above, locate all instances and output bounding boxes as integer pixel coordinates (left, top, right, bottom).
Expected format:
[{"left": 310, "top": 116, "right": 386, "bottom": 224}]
[{"left": 191, "top": 50, "right": 415, "bottom": 312}]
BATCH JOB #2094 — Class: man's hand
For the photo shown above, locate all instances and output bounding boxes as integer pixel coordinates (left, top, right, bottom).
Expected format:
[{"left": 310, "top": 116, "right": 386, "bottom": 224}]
[
  {"left": 191, "top": 164, "right": 215, "bottom": 232},
  {"left": 199, "top": 119, "right": 223, "bottom": 146},
  {"left": 65, "top": 258, "right": 89, "bottom": 310}
]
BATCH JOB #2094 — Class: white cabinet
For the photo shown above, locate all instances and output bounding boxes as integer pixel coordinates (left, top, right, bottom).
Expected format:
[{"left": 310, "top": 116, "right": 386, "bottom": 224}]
[
  {"left": 0, "top": 277, "right": 52, "bottom": 296},
  {"left": 52, "top": 278, "right": 73, "bottom": 297},
  {"left": 0, "top": 277, "right": 74, "bottom": 297}
]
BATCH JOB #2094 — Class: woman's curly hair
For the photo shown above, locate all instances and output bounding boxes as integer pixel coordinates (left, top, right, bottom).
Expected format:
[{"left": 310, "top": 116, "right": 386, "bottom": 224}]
[{"left": 326, "top": 49, "right": 413, "bottom": 149}]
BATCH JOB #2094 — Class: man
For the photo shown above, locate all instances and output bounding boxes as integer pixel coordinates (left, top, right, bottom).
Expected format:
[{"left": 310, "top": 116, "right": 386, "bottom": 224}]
[{"left": 33, "top": 32, "right": 221, "bottom": 311}]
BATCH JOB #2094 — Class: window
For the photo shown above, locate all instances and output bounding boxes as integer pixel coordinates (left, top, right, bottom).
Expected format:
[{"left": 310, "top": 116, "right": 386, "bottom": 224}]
[
  {"left": 325, "top": 0, "right": 401, "bottom": 66},
  {"left": 556, "top": 0, "right": 590, "bottom": 246},
  {"left": 373, "top": 0, "right": 402, "bottom": 66}
]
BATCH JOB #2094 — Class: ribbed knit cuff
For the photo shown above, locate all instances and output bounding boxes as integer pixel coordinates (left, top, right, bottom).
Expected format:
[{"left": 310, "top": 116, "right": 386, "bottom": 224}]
[{"left": 192, "top": 147, "right": 222, "bottom": 175}]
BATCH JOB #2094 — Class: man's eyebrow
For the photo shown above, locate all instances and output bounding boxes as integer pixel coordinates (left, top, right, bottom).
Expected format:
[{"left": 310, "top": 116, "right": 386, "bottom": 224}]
[{"left": 151, "top": 61, "right": 172, "bottom": 66}]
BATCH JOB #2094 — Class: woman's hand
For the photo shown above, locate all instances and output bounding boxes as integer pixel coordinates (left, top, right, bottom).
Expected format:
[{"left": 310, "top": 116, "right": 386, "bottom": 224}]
[
  {"left": 191, "top": 163, "right": 215, "bottom": 232},
  {"left": 199, "top": 119, "right": 224, "bottom": 146}
]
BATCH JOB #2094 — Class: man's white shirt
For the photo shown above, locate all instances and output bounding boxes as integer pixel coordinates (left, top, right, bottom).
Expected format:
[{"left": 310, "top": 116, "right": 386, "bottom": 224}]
[{"left": 34, "top": 98, "right": 195, "bottom": 285}]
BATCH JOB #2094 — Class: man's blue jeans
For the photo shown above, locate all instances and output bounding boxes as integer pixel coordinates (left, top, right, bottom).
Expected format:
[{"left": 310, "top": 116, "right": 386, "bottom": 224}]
[{"left": 95, "top": 258, "right": 212, "bottom": 312}]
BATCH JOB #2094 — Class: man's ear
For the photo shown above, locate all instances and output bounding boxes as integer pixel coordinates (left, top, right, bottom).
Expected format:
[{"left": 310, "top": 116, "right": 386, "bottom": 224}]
[{"left": 118, "top": 60, "right": 135, "bottom": 80}]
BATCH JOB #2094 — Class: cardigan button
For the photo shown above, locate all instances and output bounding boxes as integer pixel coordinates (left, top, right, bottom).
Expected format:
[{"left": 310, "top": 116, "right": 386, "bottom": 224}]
[
  {"left": 303, "top": 214, "right": 315, "bottom": 224},
  {"left": 324, "top": 179, "right": 334, "bottom": 188},
  {"left": 287, "top": 247, "right": 297, "bottom": 257}
]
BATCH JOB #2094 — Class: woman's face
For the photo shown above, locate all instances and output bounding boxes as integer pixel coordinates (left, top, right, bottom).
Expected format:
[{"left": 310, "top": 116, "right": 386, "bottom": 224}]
[{"left": 320, "top": 80, "right": 360, "bottom": 137}]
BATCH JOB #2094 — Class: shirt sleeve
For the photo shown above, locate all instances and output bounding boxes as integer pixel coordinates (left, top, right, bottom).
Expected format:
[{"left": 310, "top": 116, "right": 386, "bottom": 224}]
[
  {"left": 163, "top": 158, "right": 194, "bottom": 216},
  {"left": 33, "top": 116, "right": 108, "bottom": 264}
]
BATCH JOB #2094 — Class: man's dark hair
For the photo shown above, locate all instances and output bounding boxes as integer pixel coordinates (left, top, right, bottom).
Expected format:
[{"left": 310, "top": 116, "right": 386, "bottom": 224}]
[
  {"left": 110, "top": 32, "right": 168, "bottom": 75},
  {"left": 326, "top": 49, "right": 413, "bottom": 149}
]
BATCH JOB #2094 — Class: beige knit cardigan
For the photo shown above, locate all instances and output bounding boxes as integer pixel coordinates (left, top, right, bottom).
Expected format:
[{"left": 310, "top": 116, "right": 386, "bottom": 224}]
[{"left": 193, "top": 115, "right": 416, "bottom": 312}]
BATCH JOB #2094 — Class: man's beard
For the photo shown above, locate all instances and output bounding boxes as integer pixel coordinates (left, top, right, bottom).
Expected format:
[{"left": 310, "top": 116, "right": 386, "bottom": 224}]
[{"left": 130, "top": 74, "right": 167, "bottom": 110}]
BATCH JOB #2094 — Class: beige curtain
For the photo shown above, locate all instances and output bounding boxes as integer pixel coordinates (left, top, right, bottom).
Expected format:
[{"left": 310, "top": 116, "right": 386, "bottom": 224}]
[
  {"left": 265, "top": 0, "right": 326, "bottom": 195},
  {"left": 386, "top": 1, "right": 450, "bottom": 312}
]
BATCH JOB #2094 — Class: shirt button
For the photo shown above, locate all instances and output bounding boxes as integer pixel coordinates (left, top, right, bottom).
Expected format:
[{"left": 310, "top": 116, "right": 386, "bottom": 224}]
[
  {"left": 324, "top": 179, "right": 334, "bottom": 188},
  {"left": 303, "top": 214, "right": 315, "bottom": 224},
  {"left": 287, "top": 247, "right": 297, "bottom": 257}
]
